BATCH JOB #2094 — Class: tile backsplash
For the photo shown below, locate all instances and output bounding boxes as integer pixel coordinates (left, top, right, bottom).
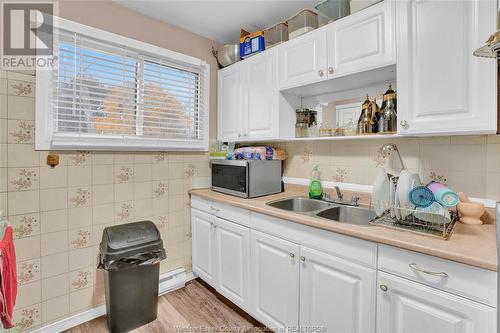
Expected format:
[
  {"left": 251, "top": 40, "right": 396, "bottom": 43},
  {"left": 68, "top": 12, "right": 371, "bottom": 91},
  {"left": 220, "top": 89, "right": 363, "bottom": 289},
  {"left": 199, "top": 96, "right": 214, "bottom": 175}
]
[
  {"left": 0, "top": 71, "right": 210, "bottom": 331},
  {"left": 277, "top": 135, "right": 500, "bottom": 201}
]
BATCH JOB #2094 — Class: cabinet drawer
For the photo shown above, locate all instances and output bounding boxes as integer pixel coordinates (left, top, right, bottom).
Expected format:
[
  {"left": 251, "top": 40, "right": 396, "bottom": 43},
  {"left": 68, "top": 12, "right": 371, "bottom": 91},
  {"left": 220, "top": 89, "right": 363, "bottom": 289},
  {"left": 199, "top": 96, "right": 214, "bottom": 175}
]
[
  {"left": 191, "top": 195, "right": 250, "bottom": 227},
  {"left": 378, "top": 245, "right": 497, "bottom": 307},
  {"left": 251, "top": 212, "right": 377, "bottom": 268}
]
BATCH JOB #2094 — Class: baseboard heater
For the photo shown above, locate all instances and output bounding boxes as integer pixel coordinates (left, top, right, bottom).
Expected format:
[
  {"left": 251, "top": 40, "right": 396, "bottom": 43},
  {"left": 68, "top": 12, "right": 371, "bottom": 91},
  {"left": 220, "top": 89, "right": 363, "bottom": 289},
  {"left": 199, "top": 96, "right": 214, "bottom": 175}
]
[{"left": 31, "top": 268, "right": 193, "bottom": 333}]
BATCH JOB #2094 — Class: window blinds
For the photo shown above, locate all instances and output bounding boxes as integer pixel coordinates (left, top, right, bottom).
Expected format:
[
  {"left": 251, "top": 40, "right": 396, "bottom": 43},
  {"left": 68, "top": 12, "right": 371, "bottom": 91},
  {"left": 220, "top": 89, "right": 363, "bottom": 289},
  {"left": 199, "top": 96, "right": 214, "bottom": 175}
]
[{"left": 52, "top": 28, "right": 207, "bottom": 147}]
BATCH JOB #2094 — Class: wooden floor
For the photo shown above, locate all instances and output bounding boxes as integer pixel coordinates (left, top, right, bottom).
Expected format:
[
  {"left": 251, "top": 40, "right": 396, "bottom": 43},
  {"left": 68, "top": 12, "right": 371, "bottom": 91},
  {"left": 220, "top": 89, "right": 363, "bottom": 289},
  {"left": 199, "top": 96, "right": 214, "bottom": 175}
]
[{"left": 65, "top": 279, "right": 267, "bottom": 333}]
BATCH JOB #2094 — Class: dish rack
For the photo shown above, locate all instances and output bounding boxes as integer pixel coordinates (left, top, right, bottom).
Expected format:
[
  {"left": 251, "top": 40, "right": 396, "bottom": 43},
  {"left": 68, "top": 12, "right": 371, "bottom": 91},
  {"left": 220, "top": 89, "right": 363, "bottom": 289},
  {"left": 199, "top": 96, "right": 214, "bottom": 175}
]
[{"left": 369, "top": 205, "right": 459, "bottom": 240}]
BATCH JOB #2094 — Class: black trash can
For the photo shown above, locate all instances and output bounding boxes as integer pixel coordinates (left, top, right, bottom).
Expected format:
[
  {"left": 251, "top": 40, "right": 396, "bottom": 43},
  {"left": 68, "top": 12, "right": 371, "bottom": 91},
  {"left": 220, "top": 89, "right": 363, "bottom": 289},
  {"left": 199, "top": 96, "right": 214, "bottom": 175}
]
[{"left": 98, "top": 221, "right": 166, "bottom": 333}]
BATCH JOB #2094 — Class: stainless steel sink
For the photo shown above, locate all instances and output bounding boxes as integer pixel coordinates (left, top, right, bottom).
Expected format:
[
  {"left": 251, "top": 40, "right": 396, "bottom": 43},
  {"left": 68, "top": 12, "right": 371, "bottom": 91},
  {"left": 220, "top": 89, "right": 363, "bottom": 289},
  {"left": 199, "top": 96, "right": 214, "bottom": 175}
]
[
  {"left": 266, "top": 197, "right": 331, "bottom": 213},
  {"left": 316, "top": 206, "right": 375, "bottom": 226}
]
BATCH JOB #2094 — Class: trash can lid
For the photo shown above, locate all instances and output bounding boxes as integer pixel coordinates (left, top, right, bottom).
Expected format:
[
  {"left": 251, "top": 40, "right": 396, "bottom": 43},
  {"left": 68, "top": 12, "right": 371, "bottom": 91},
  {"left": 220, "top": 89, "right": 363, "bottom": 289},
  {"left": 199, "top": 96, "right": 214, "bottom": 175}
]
[{"left": 100, "top": 221, "right": 164, "bottom": 260}]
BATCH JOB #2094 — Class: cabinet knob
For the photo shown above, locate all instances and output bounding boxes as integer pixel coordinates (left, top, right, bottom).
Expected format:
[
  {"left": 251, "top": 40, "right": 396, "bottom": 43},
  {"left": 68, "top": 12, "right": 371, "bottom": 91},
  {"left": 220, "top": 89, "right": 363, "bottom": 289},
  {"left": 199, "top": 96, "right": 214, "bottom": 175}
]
[
  {"left": 328, "top": 67, "right": 334, "bottom": 74},
  {"left": 380, "top": 284, "right": 388, "bottom": 292},
  {"left": 318, "top": 69, "right": 324, "bottom": 77},
  {"left": 400, "top": 120, "right": 409, "bottom": 129},
  {"left": 300, "top": 256, "right": 306, "bottom": 262},
  {"left": 237, "top": 133, "right": 241, "bottom": 138},
  {"left": 289, "top": 253, "right": 295, "bottom": 258}
]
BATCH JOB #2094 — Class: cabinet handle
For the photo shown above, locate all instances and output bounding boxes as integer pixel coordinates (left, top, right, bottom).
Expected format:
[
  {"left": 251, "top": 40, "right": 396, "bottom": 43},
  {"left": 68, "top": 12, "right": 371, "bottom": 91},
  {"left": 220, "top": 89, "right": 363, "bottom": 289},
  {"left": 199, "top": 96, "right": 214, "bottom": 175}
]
[
  {"left": 210, "top": 206, "right": 220, "bottom": 214},
  {"left": 300, "top": 256, "right": 306, "bottom": 262},
  {"left": 318, "top": 69, "right": 324, "bottom": 77},
  {"left": 400, "top": 120, "right": 409, "bottom": 129},
  {"left": 237, "top": 133, "right": 241, "bottom": 138},
  {"left": 380, "top": 284, "right": 388, "bottom": 292},
  {"left": 409, "top": 263, "right": 448, "bottom": 278},
  {"left": 289, "top": 253, "right": 295, "bottom": 258},
  {"left": 328, "top": 67, "right": 334, "bottom": 75}
]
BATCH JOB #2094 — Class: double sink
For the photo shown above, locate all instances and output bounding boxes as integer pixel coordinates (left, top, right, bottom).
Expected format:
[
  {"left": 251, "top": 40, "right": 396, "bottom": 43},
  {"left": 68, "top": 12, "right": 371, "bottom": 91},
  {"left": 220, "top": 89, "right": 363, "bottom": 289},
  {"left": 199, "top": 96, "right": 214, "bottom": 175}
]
[{"left": 266, "top": 197, "right": 375, "bottom": 226}]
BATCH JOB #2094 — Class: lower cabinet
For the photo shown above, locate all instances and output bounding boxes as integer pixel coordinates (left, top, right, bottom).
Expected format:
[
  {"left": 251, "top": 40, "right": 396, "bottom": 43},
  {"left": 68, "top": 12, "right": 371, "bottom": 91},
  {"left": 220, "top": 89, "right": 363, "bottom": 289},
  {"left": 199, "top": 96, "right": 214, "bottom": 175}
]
[
  {"left": 191, "top": 208, "right": 217, "bottom": 287},
  {"left": 251, "top": 230, "right": 300, "bottom": 329},
  {"left": 250, "top": 230, "right": 377, "bottom": 332},
  {"left": 215, "top": 216, "right": 251, "bottom": 311},
  {"left": 191, "top": 199, "right": 497, "bottom": 333},
  {"left": 377, "top": 271, "right": 496, "bottom": 333},
  {"left": 299, "top": 246, "right": 376, "bottom": 333},
  {"left": 191, "top": 208, "right": 251, "bottom": 311}
]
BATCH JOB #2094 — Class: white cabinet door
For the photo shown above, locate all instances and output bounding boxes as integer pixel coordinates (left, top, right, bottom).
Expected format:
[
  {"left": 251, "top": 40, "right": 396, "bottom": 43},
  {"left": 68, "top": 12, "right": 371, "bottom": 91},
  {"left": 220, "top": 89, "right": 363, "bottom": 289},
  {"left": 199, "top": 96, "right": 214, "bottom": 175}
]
[
  {"left": 191, "top": 208, "right": 217, "bottom": 287},
  {"left": 327, "top": 0, "right": 394, "bottom": 77},
  {"left": 214, "top": 217, "right": 251, "bottom": 311},
  {"left": 299, "top": 246, "right": 376, "bottom": 333},
  {"left": 217, "top": 62, "right": 243, "bottom": 141},
  {"left": 251, "top": 230, "right": 300, "bottom": 330},
  {"left": 397, "top": 0, "right": 497, "bottom": 135},
  {"left": 279, "top": 28, "right": 328, "bottom": 89},
  {"left": 377, "top": 272, "right": 497, "bottom": 333},
  {"left": 243, "top": 49, "right": 279, "bottom": 140}
]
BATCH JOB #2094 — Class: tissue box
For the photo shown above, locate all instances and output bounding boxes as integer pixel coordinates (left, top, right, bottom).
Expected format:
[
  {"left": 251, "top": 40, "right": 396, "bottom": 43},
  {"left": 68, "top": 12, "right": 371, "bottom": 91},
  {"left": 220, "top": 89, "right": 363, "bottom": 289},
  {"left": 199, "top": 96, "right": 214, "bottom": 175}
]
[{"left": 239, "top": 29, "right": 265, "bottom": 59}]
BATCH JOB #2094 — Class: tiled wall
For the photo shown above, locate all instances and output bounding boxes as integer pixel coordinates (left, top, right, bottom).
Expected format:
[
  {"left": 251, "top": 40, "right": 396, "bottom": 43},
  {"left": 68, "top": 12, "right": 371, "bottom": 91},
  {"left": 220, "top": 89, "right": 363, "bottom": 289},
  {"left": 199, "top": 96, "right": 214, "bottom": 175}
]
[
  {"left": 0, "top": 71, "right": 210, "bottom": 331},
  {"left": 278, "top": 135, "right": 500, "bottom": 200}
]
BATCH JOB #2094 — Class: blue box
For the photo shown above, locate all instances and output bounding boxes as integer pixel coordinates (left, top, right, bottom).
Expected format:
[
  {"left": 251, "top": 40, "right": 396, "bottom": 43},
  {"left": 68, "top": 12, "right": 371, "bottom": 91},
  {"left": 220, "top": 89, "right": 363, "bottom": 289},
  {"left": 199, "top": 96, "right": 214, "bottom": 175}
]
[{"left": 240, "top": 31, "right": 265, "bottom": 59}]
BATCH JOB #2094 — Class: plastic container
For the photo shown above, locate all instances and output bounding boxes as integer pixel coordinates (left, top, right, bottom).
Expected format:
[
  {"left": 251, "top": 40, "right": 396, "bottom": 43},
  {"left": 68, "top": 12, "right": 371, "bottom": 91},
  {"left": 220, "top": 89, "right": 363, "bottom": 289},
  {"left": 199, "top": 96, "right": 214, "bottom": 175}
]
[
  {"left": 287, "top": 9, "right": 318, "bottom": 39},
  {"left": 350, "top": 0, "right": 382, "bottom": 13},
  {"left": 98, "top": 221, "right": 166, "bottom": 333},
  {"left": 315, "top": 0, "right": 350, "bottom": 26},
  {"left": 264, "top": 22, "right": 289, "bottom": 48}
]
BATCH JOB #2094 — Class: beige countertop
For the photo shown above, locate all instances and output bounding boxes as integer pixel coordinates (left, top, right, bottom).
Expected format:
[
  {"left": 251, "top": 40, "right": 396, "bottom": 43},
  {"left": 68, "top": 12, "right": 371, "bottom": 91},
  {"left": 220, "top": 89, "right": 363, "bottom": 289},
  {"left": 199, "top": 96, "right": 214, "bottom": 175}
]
[{"left": 190, "top": 185, "right": 498, "bottom": 272}]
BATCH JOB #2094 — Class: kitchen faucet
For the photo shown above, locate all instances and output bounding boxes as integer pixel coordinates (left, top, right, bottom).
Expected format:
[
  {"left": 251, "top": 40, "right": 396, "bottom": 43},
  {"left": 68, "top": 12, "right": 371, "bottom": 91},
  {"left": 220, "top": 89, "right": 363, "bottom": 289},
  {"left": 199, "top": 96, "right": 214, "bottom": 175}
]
[{"left": 322, "top": 186, "right": 360, "bottom": 206}]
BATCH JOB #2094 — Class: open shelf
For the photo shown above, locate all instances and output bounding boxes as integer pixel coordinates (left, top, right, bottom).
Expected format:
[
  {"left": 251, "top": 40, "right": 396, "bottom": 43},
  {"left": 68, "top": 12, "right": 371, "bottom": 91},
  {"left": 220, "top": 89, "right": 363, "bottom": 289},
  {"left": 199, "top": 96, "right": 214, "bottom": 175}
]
[{"left": 291, "top": 133, "right": 401, "bottom": 141}]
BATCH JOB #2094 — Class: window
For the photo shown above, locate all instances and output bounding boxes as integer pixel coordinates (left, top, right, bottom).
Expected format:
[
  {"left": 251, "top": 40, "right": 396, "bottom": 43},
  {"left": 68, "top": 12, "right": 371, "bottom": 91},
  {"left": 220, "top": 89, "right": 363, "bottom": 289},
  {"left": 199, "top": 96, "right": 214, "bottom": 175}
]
[{"left": 36, "top": 18, "right": 209, "bottom": 151}]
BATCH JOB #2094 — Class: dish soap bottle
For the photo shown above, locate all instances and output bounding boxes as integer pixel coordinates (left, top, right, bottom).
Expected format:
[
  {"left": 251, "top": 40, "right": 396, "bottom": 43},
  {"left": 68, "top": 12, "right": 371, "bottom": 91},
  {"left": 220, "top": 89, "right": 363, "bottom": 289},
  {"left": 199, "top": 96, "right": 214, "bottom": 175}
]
[{"left": 309, "top": 165, "right": 323, "bottom": 199}]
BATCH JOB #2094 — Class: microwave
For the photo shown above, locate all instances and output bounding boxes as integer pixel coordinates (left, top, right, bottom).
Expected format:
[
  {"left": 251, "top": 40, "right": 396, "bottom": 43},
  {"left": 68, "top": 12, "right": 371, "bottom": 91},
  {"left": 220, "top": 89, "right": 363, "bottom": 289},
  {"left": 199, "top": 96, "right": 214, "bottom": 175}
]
[{"left": 211, "top": 159, "right": 282, "bottom": 198}]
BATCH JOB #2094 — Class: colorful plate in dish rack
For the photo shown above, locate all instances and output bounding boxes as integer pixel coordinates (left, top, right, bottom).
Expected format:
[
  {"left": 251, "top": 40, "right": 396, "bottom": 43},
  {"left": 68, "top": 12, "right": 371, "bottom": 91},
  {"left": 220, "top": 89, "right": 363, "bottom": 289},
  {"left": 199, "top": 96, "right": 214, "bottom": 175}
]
[{"left": 372, "top": 168, "right": 390, "bottom": 217}]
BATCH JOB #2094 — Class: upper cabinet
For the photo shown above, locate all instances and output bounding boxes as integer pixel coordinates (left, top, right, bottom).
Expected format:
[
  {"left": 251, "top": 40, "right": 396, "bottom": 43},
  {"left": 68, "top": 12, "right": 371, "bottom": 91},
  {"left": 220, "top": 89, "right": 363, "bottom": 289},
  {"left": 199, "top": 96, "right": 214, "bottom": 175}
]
[
  {"left": 217, "top": 62, "right": 243, "bottom": 142},
  {"left": 327, "top": 0, "right": 395, "bottom": 77},
  {"left": 279, "top": 1, "right": 395, "bottom": 90},
  {"left": 244, "top": 49, "right": 279, "bottom": 139},
  {"left": 218, "top": 48, "right": 295, "bottom": 142},
  {"left": 396, "top": 0, "right": 498, "bottom": 135},
  {"left": 279, "top": 28, "right": 328, "bottom": 89}
]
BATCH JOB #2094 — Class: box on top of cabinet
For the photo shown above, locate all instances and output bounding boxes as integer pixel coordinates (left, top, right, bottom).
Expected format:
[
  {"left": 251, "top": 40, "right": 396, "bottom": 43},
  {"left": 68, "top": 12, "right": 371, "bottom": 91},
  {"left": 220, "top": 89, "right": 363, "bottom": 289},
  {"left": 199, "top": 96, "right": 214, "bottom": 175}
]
[{"left": 240, "top": 29, "right": 265, "bottom": 59}]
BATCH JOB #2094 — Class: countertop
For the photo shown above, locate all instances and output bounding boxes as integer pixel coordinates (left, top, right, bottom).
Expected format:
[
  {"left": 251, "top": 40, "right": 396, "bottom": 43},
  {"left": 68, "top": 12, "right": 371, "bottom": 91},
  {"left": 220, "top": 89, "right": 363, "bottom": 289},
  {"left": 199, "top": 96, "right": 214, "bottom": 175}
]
[{"left": 190, "top": 185, "right": 498, "bottom": 272}]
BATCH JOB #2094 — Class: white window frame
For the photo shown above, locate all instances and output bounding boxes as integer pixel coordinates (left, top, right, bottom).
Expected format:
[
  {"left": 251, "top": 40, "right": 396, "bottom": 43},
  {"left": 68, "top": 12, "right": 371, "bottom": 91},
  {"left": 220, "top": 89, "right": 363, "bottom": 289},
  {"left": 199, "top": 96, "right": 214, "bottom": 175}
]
[{"left": 36, "top": 17, "right": 210, "bottom": 151}]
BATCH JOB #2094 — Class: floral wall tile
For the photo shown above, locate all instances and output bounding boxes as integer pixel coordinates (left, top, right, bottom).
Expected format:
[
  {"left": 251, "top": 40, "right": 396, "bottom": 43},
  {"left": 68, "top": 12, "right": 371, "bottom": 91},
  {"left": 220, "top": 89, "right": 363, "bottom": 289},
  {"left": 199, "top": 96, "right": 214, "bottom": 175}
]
[
  {"left": 69, "top": 187, "right": 91, "bottom": 208},
  {"left": 372, "top": 145, "right": 390, "bottom": 167},
  {"left": 70, "top": 267, "right": 93, "bottom": 291},
  {"left": 153, "top": 181, "right": 168, "bottom": 198},
  {"left": 17, "top": 259, "right": 40, "bottom": 285},
  {"left": 300, "top": 148, "right": 313, "bottom": 163},
  {"left": 155, "top": 215, "right": 168, "bottom": 230},
  {"left": 153, "top": 152, "right": 168, "bottom": 163},
  {"left": 332, "top": 167, "right": 349, "bottom": 183},
  {"left": 13, "top": 304, "right": 41, "bottom": 332},
  {"left": 8, "top": 120, "right": 34, "bottom": 144},
  {"left": 69, "top": 228, "right": 92, "bottom": 250},
  {"left": 184, "top": 163, "right": 196, "bottom": 178},
  {"left": 429, "top": 171, "right": 448, "bottom": 184},
  {"left": 68, "top": 151, "right": 90, "bottom": 166},
  {"left": 115, "top": 165, "right": 134, "bottom": 183},
  {"left": 8, "top": 167, "right": 39, "bottom": 191},
  {"left": 115, "top": 202, "right": 134, "bottom": 222},
  {"left": 8, "top": 80, "right": 33, "bottom": 97},
  {"left": 11, "top": 213, "right": 40, "bottom": 239}
]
